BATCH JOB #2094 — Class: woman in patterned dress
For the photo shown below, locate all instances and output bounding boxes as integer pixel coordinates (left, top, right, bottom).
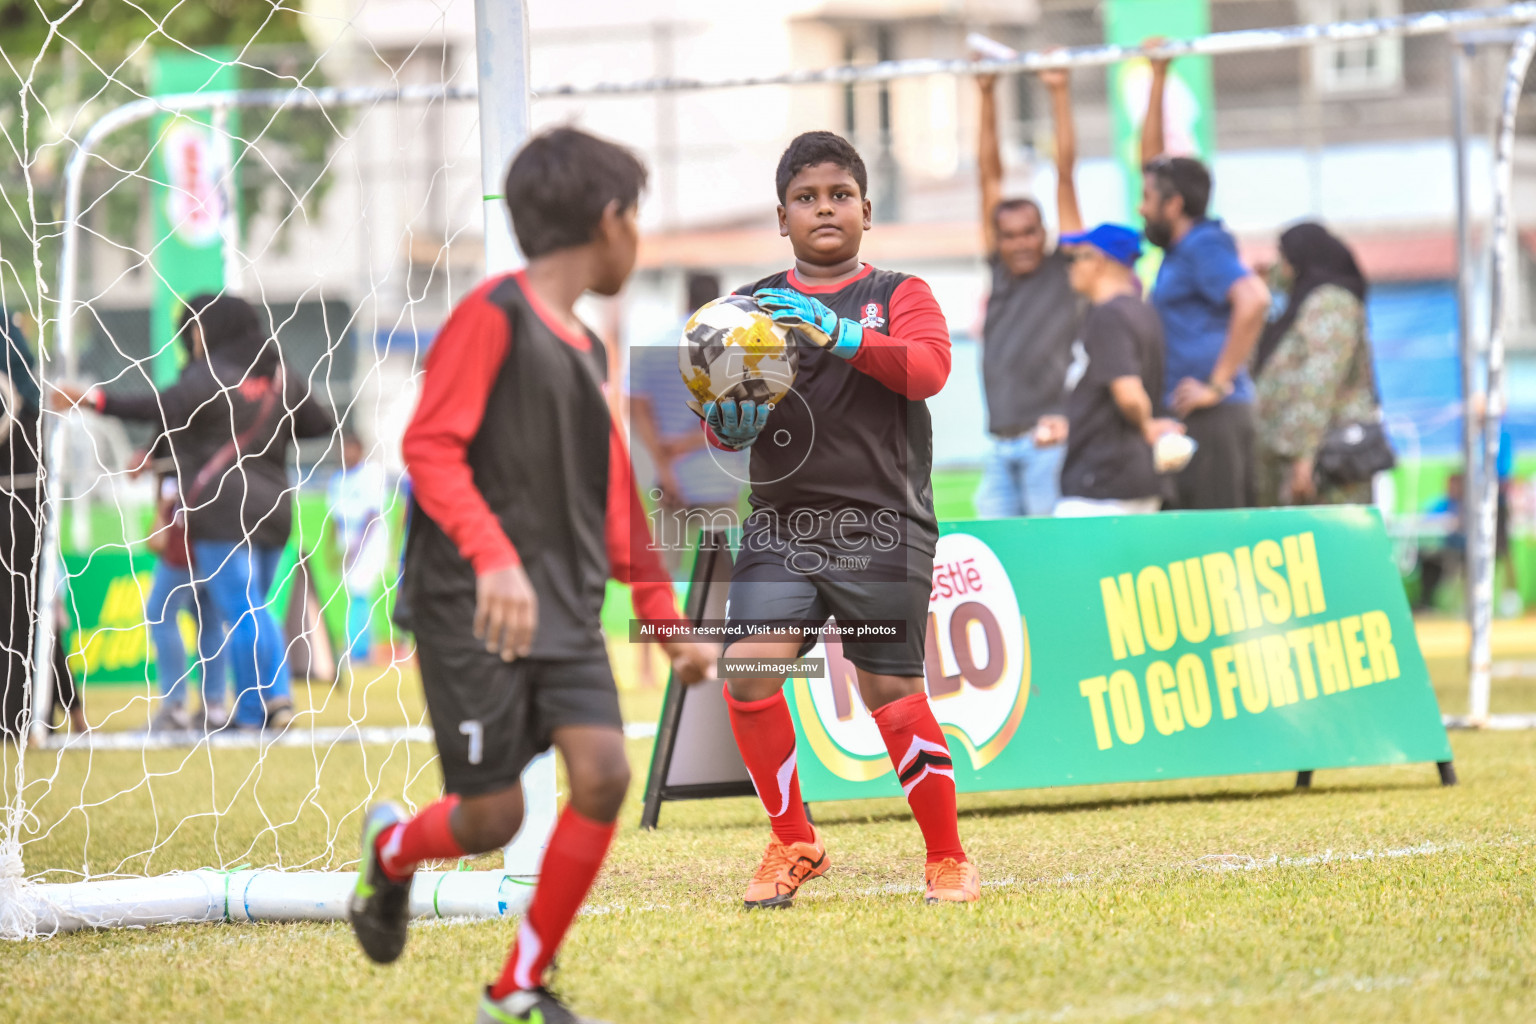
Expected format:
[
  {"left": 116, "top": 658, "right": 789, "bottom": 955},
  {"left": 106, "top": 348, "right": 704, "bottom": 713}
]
[{"left": 1253, "top": 222, "right": 1379, "bottom": 506}]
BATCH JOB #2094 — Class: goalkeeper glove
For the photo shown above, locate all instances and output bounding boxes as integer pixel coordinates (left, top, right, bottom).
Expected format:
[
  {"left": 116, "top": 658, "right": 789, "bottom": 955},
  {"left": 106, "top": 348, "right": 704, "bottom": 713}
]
[
  {"left": 753, "top": 287, "right": 864, "bottom": 359},
  {"left": 704, "top": 398, "right": 772, "bottom": 450}
]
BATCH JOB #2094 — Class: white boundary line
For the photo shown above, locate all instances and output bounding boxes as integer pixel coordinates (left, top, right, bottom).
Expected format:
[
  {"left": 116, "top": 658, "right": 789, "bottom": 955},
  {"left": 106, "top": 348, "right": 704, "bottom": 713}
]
[
  {"left": 35, "top": 720, "right": 659, "bottom": 751},
  {"left": 581, "top": 838, "right": 1468, "bottom": 917}
]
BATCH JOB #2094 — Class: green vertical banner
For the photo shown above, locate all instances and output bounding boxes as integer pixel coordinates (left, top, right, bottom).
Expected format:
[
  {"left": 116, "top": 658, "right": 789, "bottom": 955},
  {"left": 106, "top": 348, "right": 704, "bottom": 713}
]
[
  {"left": 786, "top": 508, "right": 1451, "bottom": 801},
  {"left": 150, "top": 49, "right": 238, "bottom": 386},
  {"left": 1104, "top": 0, "right": 1216, "bottom": 222}
]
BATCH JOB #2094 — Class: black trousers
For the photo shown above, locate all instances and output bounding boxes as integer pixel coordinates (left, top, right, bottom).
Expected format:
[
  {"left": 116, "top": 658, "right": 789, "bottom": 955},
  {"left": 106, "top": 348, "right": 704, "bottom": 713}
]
[
  {"left": 1171, "top": 401, "right": 1256, "bottom": 511},
  {"left": 1, "top": 488, "right": 77, "bottom": 739}
]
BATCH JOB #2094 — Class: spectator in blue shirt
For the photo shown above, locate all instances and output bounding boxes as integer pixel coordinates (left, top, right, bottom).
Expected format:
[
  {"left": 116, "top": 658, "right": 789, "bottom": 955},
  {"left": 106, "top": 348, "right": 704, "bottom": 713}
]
[
  {"left": 1139, "top": 52, "right": 1271, "bottom": 509},
  {"left": 629, "top": 272, "right": 747, "bottom": 575}
]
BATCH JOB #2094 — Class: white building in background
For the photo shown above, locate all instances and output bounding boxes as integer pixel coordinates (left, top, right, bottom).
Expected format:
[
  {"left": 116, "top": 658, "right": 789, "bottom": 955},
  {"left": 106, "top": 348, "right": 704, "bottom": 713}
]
[{"left": 73, "top": 0, "right": 1536, "bottom": 472}]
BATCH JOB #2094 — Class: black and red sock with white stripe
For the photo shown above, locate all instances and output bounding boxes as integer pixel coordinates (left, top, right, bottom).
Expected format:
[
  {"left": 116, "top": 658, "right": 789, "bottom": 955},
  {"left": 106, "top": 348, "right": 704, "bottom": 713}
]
[{"left": 871, "top": 692, "right": 966, "bottom": 864}]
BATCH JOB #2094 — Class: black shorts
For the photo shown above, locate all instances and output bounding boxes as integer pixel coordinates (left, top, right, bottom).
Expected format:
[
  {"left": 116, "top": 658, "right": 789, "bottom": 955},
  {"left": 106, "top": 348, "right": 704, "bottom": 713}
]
[
  {"left": 416, "top": 638, "right": 622, "bottom": 798},
  {"left": 724, "top": 539, "right": 932, "bottom": 677}
]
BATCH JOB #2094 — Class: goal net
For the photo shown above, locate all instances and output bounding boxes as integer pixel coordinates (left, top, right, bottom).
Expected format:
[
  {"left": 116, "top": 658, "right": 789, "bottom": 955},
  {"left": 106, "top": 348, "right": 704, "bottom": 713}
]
[{"left": 0, "top": 3, "right": 553, "bottom": 939}]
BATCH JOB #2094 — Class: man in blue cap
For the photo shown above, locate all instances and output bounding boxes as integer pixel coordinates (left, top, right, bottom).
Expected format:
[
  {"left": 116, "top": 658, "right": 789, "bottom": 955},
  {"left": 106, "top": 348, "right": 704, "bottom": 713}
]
[{"left": 1035, "top": 225, "right": 1183, "bottom": 516}]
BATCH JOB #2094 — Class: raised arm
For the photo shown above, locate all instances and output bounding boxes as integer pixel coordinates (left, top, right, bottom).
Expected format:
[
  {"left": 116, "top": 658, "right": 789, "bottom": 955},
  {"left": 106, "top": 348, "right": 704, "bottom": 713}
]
[
  {"left": 977, "top": 74, "right": 1003, "bottom": 255},
  {"left": 1042, "top": 67, "right": 1083, "bottom": 235},
  {"left": 1139, "top": 41, "right": 1172, "bottom": 165}
]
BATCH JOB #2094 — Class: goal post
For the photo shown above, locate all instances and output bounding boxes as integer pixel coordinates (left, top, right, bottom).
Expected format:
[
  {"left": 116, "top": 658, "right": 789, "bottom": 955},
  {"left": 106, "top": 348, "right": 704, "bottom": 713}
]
[{"left": 3, "top": 4, "right": 554, "bottom": 940}]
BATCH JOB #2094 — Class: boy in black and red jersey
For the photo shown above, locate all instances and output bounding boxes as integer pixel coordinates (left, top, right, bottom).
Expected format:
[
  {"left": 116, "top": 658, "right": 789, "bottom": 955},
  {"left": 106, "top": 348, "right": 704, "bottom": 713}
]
[
  {"left": 347, "top": 128, "right": 713, "bottom": 1024},
  {"left": 703, "top": 131, "right": 979, "bottom": 908}
]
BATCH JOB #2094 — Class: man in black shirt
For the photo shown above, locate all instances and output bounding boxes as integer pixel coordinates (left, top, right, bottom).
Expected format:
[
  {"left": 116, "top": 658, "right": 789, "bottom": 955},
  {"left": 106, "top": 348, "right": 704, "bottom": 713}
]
[
  {"left": 1036, "top": 224, "right": 1183, "bottom": 516},
  {"left": 973, "top": 67, "right": 1085, "bottom": 517}
]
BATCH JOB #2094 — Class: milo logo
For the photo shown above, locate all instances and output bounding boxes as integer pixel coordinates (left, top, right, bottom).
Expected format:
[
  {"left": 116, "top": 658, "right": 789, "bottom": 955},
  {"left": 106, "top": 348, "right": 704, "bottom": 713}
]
[{"left": 792, "top": 533, "right": 1030, "bottom": 782}]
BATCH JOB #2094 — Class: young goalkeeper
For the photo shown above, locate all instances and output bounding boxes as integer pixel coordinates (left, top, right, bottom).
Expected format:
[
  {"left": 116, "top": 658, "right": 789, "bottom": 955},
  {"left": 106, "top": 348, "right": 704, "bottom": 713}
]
[
  {"left": 702, "top": 131, "right": 977, "bottom": 908},
  {"left": 348, "top": 127, "right": 714, "bottom": 1024}
]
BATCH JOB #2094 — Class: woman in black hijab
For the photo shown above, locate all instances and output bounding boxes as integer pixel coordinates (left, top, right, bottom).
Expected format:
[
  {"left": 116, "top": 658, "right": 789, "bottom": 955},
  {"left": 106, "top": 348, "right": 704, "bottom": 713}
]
[
  {"left": 57, "top": 295, "right": 335, "bottom": 731},
  {"left": 1253, "top": 222, "right": 1381, "bottom": 506}
]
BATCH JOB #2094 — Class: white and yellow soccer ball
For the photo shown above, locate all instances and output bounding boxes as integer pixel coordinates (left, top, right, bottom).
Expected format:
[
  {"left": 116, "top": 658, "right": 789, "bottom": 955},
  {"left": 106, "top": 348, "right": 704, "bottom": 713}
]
[{"left": 678, "top": 294, "right": 799, "bottom": 418}]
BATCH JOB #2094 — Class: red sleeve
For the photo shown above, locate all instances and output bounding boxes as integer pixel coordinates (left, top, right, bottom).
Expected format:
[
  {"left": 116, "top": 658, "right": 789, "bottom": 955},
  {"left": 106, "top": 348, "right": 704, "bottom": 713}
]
[
  {"left": 607, "top": 420, "right": 684, "bottom": 624},
  {"left": 847, "top": 276, "right": 952, "bottom": 400},
  {"left": 400, "top": 284, "right": 520, "bottom": 575}
]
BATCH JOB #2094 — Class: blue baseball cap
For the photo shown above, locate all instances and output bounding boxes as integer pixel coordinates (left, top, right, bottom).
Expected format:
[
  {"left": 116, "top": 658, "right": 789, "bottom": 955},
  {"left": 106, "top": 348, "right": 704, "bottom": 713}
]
[{"left": 1060, "top": 224, "right": 1143, "bottom": 267}]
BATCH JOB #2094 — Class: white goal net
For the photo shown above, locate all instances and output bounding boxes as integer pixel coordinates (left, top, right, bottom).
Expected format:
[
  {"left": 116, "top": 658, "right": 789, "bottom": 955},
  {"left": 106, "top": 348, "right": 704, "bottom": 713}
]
[{"left": 1, "top": 2, "right": 552, "bottom": 939}]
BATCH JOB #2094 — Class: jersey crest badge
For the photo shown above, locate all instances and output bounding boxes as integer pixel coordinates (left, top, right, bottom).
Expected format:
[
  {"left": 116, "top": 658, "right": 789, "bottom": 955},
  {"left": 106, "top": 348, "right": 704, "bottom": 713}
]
[{"left": 858, "top": 302, "right": 886, "bottom": 330}]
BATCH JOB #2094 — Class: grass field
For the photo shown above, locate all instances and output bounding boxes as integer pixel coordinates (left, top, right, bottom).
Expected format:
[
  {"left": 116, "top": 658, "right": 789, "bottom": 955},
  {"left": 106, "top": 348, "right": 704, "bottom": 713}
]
[{"left": 2, "top": 646, "right": 1534, "bottom": 1024}]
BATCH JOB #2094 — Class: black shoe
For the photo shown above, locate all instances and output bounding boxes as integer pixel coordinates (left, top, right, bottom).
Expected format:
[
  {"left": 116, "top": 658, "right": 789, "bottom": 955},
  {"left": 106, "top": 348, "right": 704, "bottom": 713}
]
[
  {"left": 476, "top": 986, "right": 608, "bottom": 1024},
  {"left": 347, "top": 803, "right": 412, "bottom": 964}
]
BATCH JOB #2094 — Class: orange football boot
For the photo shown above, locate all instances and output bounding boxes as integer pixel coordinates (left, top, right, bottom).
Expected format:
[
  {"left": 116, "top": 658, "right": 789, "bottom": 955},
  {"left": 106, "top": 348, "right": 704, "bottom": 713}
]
[
  {"left": 924, "top": 858, "right": 980, "bottom": 904},
  {"left": 743, "top": 828, "right": 828, "bottom": 909}
]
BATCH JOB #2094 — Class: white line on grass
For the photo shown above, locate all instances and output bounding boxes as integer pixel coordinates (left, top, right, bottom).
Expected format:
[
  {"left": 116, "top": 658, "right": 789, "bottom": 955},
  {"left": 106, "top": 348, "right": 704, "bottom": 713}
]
[
  {"left": 579, "top": 839, "right": 1464, "bottom": 917},
  {"left": 37, "top": 721, "right": 659, "bottom": 751},
  {"left": 1193, "top": 840, "right": 1454, "bottom": 871}
]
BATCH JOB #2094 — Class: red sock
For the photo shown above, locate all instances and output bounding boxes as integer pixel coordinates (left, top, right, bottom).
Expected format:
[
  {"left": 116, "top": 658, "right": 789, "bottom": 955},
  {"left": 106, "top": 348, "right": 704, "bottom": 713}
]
[
  {"left": 376, "top": 795, "right": 466, "bottom": 882},
  {"left": 724, "top": 687, "right": 815, "bottom": 846},
  {"left": 871, "top": 693, "right": 966, "bottom": 864},
  {"left": 491, "top": 807, "right": 616, "bottom": 998}
]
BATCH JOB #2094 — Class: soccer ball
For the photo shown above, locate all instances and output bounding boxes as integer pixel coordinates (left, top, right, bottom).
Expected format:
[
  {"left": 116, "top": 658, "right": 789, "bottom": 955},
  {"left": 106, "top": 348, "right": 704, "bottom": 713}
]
[{"left": 678, "top": 294, "right": 799, "bottom": 418}]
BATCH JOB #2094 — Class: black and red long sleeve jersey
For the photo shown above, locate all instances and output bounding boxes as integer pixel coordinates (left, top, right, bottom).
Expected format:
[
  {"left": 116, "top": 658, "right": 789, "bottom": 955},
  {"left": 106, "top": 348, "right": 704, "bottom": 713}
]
[
  {"left": 729, "top": 265, "right": 951, "bottom": 555},
  {"left": 398, "top": 270, "right": 679, "bottom": 658}
]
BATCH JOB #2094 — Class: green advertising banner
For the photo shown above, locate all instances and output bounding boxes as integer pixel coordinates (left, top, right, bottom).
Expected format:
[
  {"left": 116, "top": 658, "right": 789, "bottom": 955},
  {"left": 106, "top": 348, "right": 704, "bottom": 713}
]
[
  {"left": 785, "top": 508, "right": 1451, "bottom": 801},
  {"left": 63, "top": 552, "right": 155, "bottom": 684},
  {"left": 1104, "top": 0, "right": 1216, "bottom": 221},
  {"left": 150, "top": 48, "right": 237, "bottom": 386}
]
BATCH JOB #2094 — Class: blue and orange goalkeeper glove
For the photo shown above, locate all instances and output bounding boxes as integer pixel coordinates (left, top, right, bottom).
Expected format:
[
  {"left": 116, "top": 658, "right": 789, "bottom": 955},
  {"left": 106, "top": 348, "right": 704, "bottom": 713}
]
[
  {"left": 753, "top": 287, "right": 863, "bottom": 359},
  {"left": 704, "top": 398, "right": 772, "bottom": 450}
]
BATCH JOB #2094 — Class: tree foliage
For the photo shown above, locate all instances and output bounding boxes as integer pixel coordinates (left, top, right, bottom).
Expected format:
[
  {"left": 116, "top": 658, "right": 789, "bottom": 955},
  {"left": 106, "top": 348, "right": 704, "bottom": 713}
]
[{"left": 1, "top": 2, "right": 334, "bottom": 314}]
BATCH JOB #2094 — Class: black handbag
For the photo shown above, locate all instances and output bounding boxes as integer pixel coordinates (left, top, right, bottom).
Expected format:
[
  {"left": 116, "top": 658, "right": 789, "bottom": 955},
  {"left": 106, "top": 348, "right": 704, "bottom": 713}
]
[
  {"left": 1314, "top": 419, "right": 1395, "bottom": 488},
  {"left": 1311, "top": 331, "right": 1395, "bottom": 489}
]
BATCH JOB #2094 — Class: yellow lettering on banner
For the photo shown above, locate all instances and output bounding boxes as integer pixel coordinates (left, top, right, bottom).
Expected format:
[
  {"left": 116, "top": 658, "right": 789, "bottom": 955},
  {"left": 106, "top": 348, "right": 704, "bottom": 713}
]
[
  {"left": 1146, "top": 660, "right": 1184, "bottom": 735},
  {"left": 1108, "top": 670, "right": 1146, "bottom": 745},
  {"left": 1169, "top": 559, "right": 1212, "bottom": 643},
  {"left": 1212, "top": 645, "right": 1241, "bottom": 719},
  {"left": 1341, "top": 615, "right": 1373, "bottom": 689},
  {"left": 1361, "top": 610, "right": 1400, "bottom": 682},
  {"left": 1079, "top": 676, "right": 1113, "bottom": 750},
  {"left": 1203, "top": 553, "right": 1245, "bottom": 636},
  {"left": 1176, "top": 653, "right": 1213, "bottom": 728},
  {"left": 1261, "top": 634, "right": 1299, "bottom": 706},
  {"left": 1287, "top": 628, "right": 1320, "bottom": 699},
  {"left": 1232, "top": 547, "right": 1266, "bottom": 633},
  {"left": 1101, "top": 574, "right": 1144, "bottom": 660},
  {"left": 1284, "top": 532, "right": 1326, "bottom": 617},
  {"left": 1136, "top": 567, "right": 1178, "bottom": 652},
  {"left": 1237, "top": 640, "right": 1270, "bottom": 714},
  {"left": 1253, "top": 540, "right": 1293, "bottom": 625},
  {"left": 1314, "top": 621, "right": 1350, "bottom": 694}
]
